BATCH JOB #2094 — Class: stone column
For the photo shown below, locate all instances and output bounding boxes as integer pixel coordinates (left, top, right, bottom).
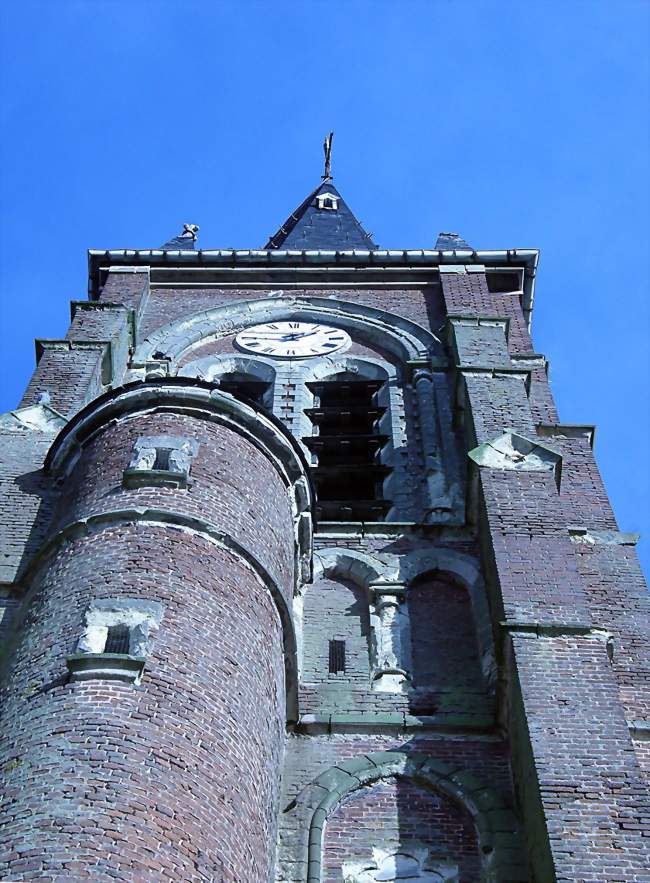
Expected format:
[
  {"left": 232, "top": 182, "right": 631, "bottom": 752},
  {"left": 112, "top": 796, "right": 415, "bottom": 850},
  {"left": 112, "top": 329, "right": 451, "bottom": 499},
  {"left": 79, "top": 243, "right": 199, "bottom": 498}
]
[
  {"left": 370, "top": 582, "right": 410, "bottom": 692},
  {"left": 412, "top": 368, "right": 452, "bottom": 520}
]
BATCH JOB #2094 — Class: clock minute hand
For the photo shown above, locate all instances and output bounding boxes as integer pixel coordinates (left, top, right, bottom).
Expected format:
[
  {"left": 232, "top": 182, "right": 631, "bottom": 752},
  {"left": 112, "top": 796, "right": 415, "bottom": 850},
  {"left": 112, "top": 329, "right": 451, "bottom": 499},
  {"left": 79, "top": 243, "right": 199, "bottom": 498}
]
[{"left": 282, "top": 330, "right": 320, "bottom": 341}]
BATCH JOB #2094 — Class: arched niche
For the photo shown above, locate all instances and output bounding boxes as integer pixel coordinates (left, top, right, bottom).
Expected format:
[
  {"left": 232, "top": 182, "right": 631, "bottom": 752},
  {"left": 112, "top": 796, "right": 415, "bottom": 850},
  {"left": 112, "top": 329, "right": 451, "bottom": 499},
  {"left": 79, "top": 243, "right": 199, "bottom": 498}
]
[
  {"left": 398, "top": 549, "right": 496, "bottom": 691},
  {"left": 296, "top": 550, "right": 388, "bottom": 681},
  {"left": 301, "top": 574, "right": 372, "bottom": 692},
  {"left": 293, "top": 751, "right": 524, "bottom": 883},
  {"left": 327, "top": 777, "right": 479, "bottom": 882},
  {"left": 407, "top": 570, "right": 486, "bottom": 702}
]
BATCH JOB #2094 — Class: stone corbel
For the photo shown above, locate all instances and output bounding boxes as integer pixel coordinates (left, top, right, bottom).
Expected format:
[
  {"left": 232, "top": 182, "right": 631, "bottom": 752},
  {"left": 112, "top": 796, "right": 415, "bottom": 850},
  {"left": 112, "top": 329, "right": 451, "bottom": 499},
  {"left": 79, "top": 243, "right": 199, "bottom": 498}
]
[
  {"left": 369, "top": 582, "right": 411, "bottom": 692},
  {"left": 468, "top": 430, "right": 563, "bottom": 490}
]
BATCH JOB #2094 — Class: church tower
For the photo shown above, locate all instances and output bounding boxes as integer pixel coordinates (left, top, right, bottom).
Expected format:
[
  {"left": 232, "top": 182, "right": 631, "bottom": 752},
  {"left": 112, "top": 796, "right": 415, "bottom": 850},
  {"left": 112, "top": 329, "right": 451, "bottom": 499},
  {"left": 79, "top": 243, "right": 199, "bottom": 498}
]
[{"left": 0, "top": 139, "right": 648, "bottom": 882}]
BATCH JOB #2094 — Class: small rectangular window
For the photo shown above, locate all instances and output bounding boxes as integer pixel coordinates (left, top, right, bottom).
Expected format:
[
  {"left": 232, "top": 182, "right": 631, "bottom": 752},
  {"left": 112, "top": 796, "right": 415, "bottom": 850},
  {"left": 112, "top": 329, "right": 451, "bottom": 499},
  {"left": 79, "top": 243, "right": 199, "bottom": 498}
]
[
  {"left": 104, "top": 624, "right": 131, "bottom": 655},
  {"left": 153, "top": 448, "right": 171, "bottom": 471},
  {"left": 329, "top": 639, "right": 346, "bottom": 674}
]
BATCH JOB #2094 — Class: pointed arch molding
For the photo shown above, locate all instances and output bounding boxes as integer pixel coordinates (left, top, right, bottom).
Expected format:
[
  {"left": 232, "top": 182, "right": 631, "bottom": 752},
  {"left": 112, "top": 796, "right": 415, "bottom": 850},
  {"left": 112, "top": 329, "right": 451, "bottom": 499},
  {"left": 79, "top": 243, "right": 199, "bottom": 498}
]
[
  {"left": 296, "top": 751, "right": 525, "bottom": 883},
  {"left": 133, "top": 296, "right": 441, "bottom": 367}
]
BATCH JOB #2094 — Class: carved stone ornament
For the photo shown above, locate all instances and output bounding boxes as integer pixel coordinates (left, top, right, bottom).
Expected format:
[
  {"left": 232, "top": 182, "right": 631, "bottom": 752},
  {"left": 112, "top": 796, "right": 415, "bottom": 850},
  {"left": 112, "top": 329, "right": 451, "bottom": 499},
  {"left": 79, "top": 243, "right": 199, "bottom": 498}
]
[{"left": 343, "top": 845, "right": 459, "bottom": 882}]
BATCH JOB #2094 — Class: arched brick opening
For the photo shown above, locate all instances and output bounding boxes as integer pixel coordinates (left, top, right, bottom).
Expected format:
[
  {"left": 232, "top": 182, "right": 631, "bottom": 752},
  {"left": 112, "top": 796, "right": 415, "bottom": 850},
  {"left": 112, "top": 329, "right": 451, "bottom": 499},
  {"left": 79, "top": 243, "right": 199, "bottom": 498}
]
[
  {"left": 322, "top": 775, "right": 481, "bottom": 882},
  {"left": 295, "top": 752, "right": 525, "bottom": 883}
]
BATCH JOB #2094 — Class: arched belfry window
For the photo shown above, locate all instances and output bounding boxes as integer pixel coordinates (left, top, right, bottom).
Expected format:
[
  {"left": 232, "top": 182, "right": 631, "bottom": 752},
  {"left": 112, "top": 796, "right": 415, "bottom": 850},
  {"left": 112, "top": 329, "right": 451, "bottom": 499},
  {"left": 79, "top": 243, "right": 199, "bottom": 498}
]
[
  {"left": 178, "top": 357, "right": 275, "bottom": 411},
  {"left": 215, "top": 371, "right": 271, "bottom": 408},
  {"left": 304, "top": 372, "right": 391, "bottom": 521}
]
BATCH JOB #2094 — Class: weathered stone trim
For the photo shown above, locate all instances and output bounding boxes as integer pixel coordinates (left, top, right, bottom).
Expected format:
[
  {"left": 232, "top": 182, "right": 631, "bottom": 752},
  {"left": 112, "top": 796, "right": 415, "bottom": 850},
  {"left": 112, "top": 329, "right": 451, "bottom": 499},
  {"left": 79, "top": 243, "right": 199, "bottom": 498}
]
[
  {"left": 102, "top": 265, "right": 151, "bottom": 273},
  {"left": 133, "top": 296, "right": 439, "bottom": 366},
  {"left": 537, "top": 423, "right": 596, "bottom": 448},
  {"left": 459, "top": 365, "right": 531, "bottom": 378},
  {"left": 629, "top": 720, "right": 650, "bottom": 741},
  {"left": 312, "top": 548, "right": 386, "bottom": 586},
  {"left": 314, "top": 522, "right": 474, "bottom": 539},
  {"left": 447, "top": 314, "right": 511, "bottom": 342},
  {"left": 568, "top": 527, "right": 639, "bottom": 545},
  {"left": 296, "top": 713, "right": 499, "bottom": 736},
  {"left": 12, "top": 507, "right": 301, "bottom": 722},
  {"left": 468, "top": 431, "right": 563, "bottom": 490},
  {"left": 66, "top": 652, "right": 146, "bottom": 684},
  {"left": 0, "top": 402, "right": 68, "bottom": 433},
  {"left": 294, "top": 751, "right": 524, "bottom": 883},
  {"left": 178, "top": 353, "right": 277, "bottom": 388}
]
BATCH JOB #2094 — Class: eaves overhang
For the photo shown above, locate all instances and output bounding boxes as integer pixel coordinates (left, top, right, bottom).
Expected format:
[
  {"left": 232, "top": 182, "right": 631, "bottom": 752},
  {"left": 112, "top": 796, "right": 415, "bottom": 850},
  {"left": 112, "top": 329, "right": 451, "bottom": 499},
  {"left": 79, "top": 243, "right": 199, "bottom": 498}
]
[{"left": 88, "top": 247, "right": 539, "bottom": 326}]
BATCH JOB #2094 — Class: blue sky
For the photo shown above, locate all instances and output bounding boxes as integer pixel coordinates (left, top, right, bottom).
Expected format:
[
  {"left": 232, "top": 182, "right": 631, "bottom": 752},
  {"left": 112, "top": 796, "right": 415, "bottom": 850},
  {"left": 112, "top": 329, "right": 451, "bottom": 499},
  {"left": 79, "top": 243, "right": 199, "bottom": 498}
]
[{"left": 1, "top": 0, "right": 648, "bottom": 575}]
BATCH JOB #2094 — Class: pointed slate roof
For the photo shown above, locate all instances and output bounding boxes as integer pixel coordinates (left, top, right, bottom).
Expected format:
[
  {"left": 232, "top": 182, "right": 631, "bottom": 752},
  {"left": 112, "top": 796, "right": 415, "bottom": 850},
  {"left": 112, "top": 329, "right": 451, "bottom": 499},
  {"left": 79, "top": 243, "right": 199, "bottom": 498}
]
[{"left": 264, "top": 179, "right": 377, "bottom": 250}]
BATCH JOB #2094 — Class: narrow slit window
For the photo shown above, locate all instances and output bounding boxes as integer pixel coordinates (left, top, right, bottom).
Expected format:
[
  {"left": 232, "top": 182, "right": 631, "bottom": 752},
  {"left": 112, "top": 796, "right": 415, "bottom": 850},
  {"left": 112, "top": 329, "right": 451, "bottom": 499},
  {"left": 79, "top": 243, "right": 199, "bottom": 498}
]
[
  {"left": 329, "top": 639, "right": 346, "bottom": 674},
  {"left": 104, "top": 624, "right": 131, "bottom": 655}
]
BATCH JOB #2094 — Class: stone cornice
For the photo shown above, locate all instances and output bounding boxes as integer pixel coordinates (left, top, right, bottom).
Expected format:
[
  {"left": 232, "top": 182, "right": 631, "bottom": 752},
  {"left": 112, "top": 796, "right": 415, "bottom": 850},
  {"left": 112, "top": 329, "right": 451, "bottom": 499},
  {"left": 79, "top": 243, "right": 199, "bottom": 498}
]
[{"left": 88, "top": 247, "right": 539, "bottom": 321}]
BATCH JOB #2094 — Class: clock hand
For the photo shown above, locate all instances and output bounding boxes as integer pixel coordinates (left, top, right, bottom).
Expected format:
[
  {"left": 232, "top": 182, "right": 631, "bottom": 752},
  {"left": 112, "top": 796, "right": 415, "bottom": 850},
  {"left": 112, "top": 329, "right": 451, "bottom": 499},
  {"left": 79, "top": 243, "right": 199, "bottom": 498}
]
[{"left": 281, "top": 330, "right": 321, "bottom": 341}]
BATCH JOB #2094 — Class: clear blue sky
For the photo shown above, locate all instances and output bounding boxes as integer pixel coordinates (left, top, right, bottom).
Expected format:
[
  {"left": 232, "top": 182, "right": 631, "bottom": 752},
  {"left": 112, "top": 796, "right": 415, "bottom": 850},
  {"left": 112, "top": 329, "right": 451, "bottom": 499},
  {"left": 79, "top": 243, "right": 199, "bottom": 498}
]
[{"left": 1, "top": 1, "right": 648, "bottom": 575}]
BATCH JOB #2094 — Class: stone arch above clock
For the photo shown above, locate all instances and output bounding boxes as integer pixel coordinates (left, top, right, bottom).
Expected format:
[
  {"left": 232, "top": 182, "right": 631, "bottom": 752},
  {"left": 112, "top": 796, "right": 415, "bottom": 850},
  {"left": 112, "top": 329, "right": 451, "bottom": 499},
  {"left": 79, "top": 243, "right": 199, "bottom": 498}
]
[{"left": 133, "top": 295, "right": 442, "bottom": 372}]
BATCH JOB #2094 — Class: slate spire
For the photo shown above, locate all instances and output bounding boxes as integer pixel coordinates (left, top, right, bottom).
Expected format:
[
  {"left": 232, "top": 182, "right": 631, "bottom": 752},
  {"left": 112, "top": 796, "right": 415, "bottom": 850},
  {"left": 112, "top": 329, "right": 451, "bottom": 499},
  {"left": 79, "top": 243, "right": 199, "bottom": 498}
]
[
  {"left": 264, "top": 179, "right": 377, "bottom": 250},
  {"left": 265, "top": 134, "right": 376, "bottom": 250}
]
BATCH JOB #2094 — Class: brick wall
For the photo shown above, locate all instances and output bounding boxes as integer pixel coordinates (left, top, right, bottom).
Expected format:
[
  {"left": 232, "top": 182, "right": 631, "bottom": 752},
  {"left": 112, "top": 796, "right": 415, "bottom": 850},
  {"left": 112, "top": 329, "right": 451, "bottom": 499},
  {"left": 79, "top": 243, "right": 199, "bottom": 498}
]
[
  {"left": 136, "top": 288, "right": 435, "bottom": 341},
  {"left": 50, "top": 411, "right": 296, "bottom": 601},
  {"left": 408, "top": 577, "right": 484, "bottom": 693},
  {"left": 0, "top": 527, "right": 286, "bottom": 881}
]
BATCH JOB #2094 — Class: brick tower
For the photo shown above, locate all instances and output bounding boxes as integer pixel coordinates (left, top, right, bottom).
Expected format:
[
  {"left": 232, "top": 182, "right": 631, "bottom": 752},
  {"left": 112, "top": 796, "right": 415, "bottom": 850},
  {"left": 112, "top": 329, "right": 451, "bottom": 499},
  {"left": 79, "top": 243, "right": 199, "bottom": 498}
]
[{"left": 0, "top": 146, "right": 648, "bottom": 882}]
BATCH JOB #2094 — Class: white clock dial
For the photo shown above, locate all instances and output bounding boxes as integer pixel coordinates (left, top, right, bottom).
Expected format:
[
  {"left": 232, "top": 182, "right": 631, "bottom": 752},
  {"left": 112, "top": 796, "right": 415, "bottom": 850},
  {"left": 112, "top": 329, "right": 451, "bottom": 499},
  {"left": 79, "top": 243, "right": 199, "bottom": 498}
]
[{"left": 235, "top": 322, "right": 350, "bottom": 359}]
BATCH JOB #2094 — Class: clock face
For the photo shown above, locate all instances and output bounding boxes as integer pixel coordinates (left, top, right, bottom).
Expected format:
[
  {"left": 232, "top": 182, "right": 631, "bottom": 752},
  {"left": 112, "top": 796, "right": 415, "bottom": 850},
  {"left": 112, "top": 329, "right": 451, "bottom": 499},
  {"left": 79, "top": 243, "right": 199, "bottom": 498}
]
[{"left": 235, "top": 322, "right": 350, "bottom": 359}]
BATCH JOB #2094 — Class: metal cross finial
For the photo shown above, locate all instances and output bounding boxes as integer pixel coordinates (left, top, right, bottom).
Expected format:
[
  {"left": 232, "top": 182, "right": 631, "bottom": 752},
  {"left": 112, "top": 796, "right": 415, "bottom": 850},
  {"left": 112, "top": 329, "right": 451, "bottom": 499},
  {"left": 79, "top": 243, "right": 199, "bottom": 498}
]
[{"left": 322, "top": 131, "right": 334, "bottom": 179}]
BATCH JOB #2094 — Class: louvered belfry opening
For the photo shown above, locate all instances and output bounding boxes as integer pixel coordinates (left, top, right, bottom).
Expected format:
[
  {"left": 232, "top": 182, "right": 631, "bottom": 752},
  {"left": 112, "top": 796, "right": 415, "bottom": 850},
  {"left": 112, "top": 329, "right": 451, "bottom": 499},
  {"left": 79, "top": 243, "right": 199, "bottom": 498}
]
[{"left": 304, "top": 378, "right": 391, "bottom": 521}]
